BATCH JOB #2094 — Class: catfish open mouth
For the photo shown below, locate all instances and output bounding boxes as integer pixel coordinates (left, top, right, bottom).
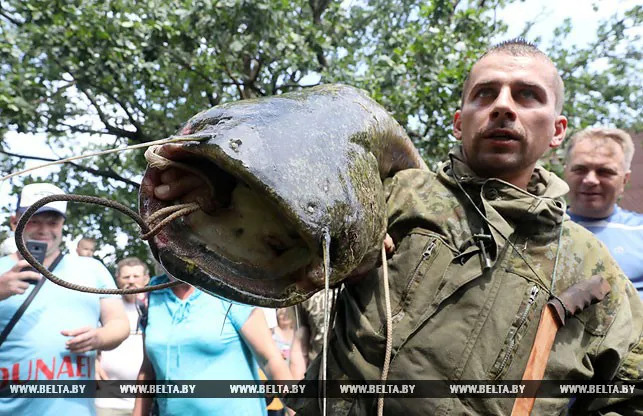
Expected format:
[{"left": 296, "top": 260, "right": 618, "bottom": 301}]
[
  {"left": 140, "top": 143, "right": 324, "bottom": 306},
  {"left": 138, "top": 84, "right": 428, "bottom": 307}
]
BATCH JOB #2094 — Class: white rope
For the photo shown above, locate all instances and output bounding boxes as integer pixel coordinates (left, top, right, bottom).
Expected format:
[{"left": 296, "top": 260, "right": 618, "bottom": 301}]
[
  {"left": 377, "top": 241, "right": 393, "bottom": 416},
  {"left": 1, "top": 134, "right": 209, "bottom": 182},
  {"left": 321, "top": 230, "right": 331, "bottom": 416}
]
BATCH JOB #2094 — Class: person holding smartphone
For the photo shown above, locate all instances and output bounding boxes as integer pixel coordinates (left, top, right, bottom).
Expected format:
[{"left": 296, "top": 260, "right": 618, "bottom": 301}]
[{"left": 0, "top": 182, "right": 129, "bottom": 416}]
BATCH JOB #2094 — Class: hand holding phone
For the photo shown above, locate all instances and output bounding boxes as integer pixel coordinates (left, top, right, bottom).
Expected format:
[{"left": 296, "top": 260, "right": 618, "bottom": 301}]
[
  {"left": 20, "top": 241, "right": 48, "bottom": 284},
  {"left": 0, "top": 242, "right": 47, "bottom": 299}
]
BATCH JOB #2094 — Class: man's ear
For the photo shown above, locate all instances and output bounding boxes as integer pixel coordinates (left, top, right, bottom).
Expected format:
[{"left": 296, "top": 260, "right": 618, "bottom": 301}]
[
  {"left": 550, "top": 115, "right": 567, "bottom": 148},
  {"left": 9, "top": 215, "right": 18, "bottom": 231},
  {"left": 453, "top": 110, "right": 463, "bottom": 140},
  {"left": 616, "top": 170, "right": 631, "bottom": 200}
]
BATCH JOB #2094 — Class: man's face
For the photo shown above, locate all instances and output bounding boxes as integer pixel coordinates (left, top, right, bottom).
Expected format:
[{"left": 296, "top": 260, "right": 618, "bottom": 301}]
[
  {"left": 564, "top": 138, "right": 630, "bottom": 218},
  {"left": 453, "top": 53, "right": 567, "bottom": 187},
  {"left": 76, "top": 239, "right": 96, "bottom": 257},
  {"left": 116, "top": 264, "right": 150, "bottom": 302},
  {"left": 276, "top": 307, "right": 293, "bottom": 328},
  {"left": 21, "top": 212, "right": 65, "bottom": 257}
]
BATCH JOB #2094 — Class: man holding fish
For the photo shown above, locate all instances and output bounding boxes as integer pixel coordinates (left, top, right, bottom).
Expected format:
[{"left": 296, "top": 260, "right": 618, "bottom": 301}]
[{"left": 144, "top": 39, "right": 641, "bottom": 415}]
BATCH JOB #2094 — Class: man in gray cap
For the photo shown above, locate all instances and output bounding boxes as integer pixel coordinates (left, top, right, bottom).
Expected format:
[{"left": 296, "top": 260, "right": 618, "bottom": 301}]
[{"left": 0, "top": 183, "right": 128, "bottom": 416}]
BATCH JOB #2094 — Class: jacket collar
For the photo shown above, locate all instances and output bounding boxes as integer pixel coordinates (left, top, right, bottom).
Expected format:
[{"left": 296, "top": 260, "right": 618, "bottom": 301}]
[{"left": 438, "top": 146, "right": 568, "bottom": 242}]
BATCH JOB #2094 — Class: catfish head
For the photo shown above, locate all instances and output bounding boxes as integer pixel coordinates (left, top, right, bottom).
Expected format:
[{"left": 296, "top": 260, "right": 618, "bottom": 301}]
[{"left": 139, "top": 84, "right": 426, "bottom": 307}]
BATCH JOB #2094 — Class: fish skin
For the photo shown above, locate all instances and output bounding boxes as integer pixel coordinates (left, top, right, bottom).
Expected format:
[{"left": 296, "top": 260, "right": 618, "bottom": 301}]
[{"left": 140, "top": 84, "right": 427, "bottom": 307}]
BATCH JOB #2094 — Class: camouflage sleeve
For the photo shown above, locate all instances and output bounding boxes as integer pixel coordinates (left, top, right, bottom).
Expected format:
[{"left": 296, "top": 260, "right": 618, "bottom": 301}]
[
  {"left": 571, "top": 235, "right": 643, "bottom": 415},
  {"left": 587, "top": 280, "right": 643, "bottom": 416},
  {"left": 384, "top": 168, "right": 448, "bottom": 243}
]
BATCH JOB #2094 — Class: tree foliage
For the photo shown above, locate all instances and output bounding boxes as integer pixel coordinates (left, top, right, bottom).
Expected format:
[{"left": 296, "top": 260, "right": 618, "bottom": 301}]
[
  {"left": 540, "top": 5, "right": 643, "bottom": 174},
  {"left": 0, "top": 0, "right": 640, "bottom": 270}
]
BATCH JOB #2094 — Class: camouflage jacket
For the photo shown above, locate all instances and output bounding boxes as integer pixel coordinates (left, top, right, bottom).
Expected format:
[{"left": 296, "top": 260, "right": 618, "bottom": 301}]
[{"left": 288, "top": 150, "right": 642, "bottom": 415}]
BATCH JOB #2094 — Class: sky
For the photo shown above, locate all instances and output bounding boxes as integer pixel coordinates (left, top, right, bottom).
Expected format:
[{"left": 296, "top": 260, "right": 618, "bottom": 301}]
[
  {"left": 495, "top": 0, "right": 640, "bottom": 47},
  {"left": 1, "top": 0, "right": 640, "bottom": 254}
]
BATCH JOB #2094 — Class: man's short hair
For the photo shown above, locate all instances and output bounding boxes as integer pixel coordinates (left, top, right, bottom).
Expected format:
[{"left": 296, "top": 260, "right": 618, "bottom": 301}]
[
  {"left": 460, "top": 38, "right": 565, "bottom": 114},
  {"left": 116, "top": 257, "right": 149, "bottom": 277},
  {"left": 565, "top": 127, "right": 635, "bottom": 170}
]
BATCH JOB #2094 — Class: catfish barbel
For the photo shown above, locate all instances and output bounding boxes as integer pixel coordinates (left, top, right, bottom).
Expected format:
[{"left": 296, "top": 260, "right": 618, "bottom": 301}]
[{"left": 139, "top": 84, "right": 427, "bottom": 307}]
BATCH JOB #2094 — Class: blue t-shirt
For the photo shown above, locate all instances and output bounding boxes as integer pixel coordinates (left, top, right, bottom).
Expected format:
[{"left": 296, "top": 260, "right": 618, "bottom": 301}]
[
  {"left": 0, "top": 254, "right": 116, "bottom": 415},
  {"left": 569, "top": 205, "right": 643, "bottom": 299},
  {"left": 145, "top": 275, "right": 267, "bottom": 416}
]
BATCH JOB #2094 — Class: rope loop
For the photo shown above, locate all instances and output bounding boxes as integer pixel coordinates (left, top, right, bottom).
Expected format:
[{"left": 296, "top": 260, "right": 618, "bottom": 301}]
[{"left": 15, "top": 193, "right": 188, "bottom": 295}]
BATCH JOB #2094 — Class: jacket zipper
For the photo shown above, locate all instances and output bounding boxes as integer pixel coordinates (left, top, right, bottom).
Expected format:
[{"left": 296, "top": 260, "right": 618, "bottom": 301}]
[
  {"left": 422, "top": 241, "right": 437, "bottom": 258},
  {"left": 393, "top": 239, "right": 437, "bottom": 317},
  {"left": 496, "top": 285, "right": 539, "bottom": 378}
]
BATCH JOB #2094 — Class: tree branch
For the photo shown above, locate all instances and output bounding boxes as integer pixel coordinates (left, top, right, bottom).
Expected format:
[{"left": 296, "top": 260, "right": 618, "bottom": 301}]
[
  {"left": 207, "top": 91, "right": 221, "bottom": 107},
  {"left": 308, "top": 0, "right": 331, "bottom": 68},
  {"left": 76, "top": 84, "right": 142, "bottom": 141},
  {"left": 558, "top": 18, "right": 626, "bottom": 80},
  {"left": 0, "top": 7, "right": 22, "bottom": 26},
  {"left": 309, "top": 0, "right": 331, "bottom": 25},
  {"left": 269, "top": 70, "right": 280, "bottom": 96},
  {"left": 243, "top": 55, "right": 262, "bottom": 84},
  {"left": 57, "top": 123, "right": 118, "bottom": 136},
  {"left": 274, "top": 81, "right": 321, "bottom": 93},
  {"left": 51, "top": 58, "right": 146, "bottom": 143},
  {"left": 169, "top": 50, "right": 216, "bottom": 84},
  {"left": 91, "top": 84, "right": 148, "bottom": 140},
  {"left": 222, "top": 60, "right": 245, "bottom": 99},
  {"left": 167, "top": 50, "right": 222, "bottom": 106}
]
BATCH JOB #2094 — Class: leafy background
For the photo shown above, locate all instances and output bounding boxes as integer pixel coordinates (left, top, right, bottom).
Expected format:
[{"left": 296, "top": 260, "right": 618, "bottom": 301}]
[{"left": 0, "top": 0, "right": 640, "bottom": 272}]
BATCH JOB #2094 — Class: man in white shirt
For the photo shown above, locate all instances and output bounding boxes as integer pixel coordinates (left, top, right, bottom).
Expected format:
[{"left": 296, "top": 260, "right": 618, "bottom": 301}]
[{"left": 95, "top": 257, "right": 150, "bottom": 416}]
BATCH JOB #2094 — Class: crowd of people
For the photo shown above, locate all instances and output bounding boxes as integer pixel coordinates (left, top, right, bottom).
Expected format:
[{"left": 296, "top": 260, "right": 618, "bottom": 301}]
[
  {"left": 1, "top": 38, "right": 641, "bottom": 415},
  {"left": 0, "top": 183, "right": 307, "bottom": 415}
]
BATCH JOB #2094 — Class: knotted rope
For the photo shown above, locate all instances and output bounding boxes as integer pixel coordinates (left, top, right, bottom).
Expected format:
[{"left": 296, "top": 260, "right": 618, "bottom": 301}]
[{"left": 14, "top": 193, "right": 195, "bottom": 294}]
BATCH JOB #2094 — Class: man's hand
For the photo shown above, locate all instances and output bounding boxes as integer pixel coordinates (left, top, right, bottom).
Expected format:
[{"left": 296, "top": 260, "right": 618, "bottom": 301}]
[
  {"left": 0, "top": 260, "right": 41, "bottom": 301},
  {"left": 62, "top": 326, "right": 103, "bottom": 354},
  {"left": 154, "top": 167, "right": 204, "bottom": 200},
  {"left": 345, "top": 233, "right": 396, "bottom": 285},
  {"left": 142, "top": 166, "right": 216, "bottom": 207},
  {"left": 383, "top": 233, "right": 395, "bottom": 255}
]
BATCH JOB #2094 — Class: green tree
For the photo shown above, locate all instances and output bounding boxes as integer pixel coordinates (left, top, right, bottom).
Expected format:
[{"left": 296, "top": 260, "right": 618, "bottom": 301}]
[
  {"left": 0, "top": 0, "right": 640, "bottom": 269},
  {"left": 524, "top": 6, "right": 642, "bottom": 174}
]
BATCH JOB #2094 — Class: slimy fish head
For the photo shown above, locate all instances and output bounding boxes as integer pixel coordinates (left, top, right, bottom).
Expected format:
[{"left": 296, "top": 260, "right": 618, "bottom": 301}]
[{"left": 140, "top": 84, "right": 426, "bottom": 307}]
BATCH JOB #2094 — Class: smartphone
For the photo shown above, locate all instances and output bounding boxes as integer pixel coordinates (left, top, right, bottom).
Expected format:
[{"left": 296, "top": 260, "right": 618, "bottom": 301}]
[{"left": 21, "top": 240, "right": 48, "bottom": 284}]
